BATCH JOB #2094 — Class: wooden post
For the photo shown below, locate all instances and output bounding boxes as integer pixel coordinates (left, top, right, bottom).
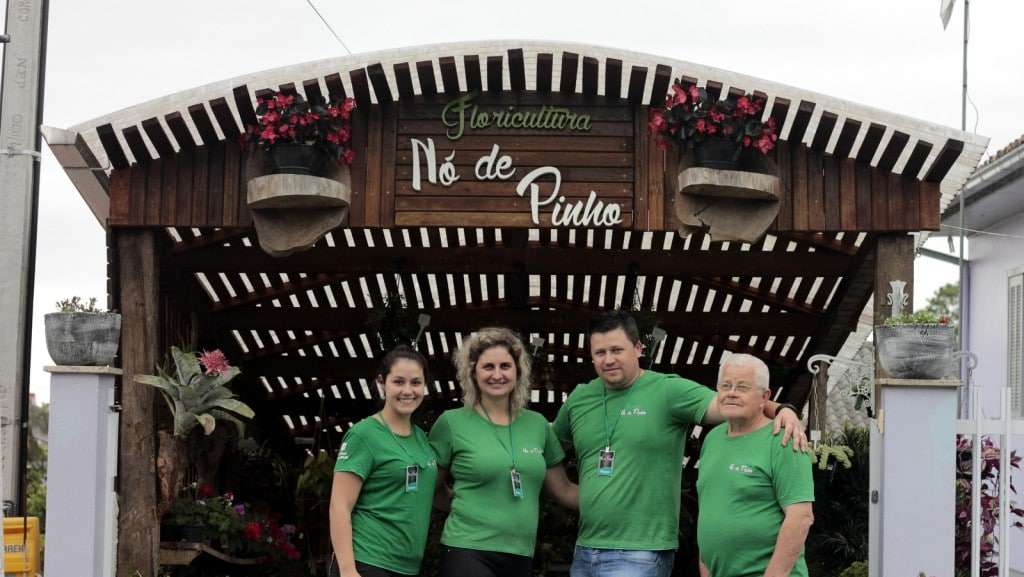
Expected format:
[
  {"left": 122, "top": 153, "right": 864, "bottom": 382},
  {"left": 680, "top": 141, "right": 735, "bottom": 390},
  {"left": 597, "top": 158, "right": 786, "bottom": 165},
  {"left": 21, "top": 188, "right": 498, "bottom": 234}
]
[
  {"left": 874, "top": 233, "right": 915, "bottom": 394},
  {"left": 116, "top": 229, "right": 161, "bottom": 576}
]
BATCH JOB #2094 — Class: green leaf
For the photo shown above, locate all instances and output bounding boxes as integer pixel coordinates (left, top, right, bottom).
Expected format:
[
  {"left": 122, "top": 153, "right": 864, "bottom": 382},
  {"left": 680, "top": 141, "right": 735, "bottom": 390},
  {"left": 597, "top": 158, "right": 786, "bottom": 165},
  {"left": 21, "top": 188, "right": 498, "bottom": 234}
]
[
  {"left": 195, "top": 413, "right": 217, "bottom": 435},
  {"left": 210, "top": 399, "right": 255, "bottom": 420},
  {"left": 171, "top": 347, "right": 202, "bottom": 386},
  {"left": 194, "top": 366, "right": 241, "bottom": 398},
  {"left": 209, "top": 409, "right": 247, "bottom": 437}
]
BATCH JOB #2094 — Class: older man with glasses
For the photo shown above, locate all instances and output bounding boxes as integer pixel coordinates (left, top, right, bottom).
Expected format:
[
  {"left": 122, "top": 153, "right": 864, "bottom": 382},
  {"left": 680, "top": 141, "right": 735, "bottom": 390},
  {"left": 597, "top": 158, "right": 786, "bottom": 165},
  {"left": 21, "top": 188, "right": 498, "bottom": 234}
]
[{"left": 697, "top": 354, "right": 815, "bottom": 577}]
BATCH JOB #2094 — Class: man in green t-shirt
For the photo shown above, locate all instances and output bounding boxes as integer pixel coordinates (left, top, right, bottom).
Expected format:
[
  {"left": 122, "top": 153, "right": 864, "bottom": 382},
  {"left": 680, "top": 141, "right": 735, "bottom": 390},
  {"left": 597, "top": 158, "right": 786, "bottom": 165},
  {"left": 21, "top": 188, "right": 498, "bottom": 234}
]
[
  {"left": 697, "top": 354, "right": 814, "bottom": 577},
  {"left": 553, "top": 311, "right": 807, "bottom": 577}
]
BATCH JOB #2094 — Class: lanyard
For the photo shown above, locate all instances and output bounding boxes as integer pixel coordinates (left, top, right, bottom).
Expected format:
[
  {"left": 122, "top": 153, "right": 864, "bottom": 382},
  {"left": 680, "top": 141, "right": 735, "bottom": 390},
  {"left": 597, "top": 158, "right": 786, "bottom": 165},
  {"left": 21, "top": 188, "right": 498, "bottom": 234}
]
[
  {"left": 374, "top": 413, "right": 430, "bottom": 468},
  {"left": 479, "top": 401, "right": 518, "bottom": 470},
  {"left": 601, "top": 378, "right": 639, "bottom": 450}
]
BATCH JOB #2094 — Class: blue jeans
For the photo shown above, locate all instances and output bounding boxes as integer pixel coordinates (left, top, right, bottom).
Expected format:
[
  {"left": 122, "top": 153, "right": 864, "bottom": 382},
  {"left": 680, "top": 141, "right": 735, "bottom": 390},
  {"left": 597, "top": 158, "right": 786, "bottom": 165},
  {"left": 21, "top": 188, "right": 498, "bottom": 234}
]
[{"left": 570, "top": 546, "right": 675, "bottom": 577}]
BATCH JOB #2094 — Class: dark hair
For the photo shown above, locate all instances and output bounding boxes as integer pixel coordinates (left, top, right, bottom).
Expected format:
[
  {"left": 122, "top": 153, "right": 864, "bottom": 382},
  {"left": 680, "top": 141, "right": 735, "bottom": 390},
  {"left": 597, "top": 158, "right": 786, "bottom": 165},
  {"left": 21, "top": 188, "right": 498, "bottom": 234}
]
[
  {"left": 588, "top": 310, "right": 641, "bottom": 345},
  {"left": 375, "top": 345, "right": 429, "bottom": 383}
]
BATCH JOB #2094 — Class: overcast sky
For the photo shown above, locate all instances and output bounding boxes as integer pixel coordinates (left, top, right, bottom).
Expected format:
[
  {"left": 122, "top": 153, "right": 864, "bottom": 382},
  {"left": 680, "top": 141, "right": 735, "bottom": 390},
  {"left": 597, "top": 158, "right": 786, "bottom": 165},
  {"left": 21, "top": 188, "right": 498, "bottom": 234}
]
[{"left": 4, "top": 0, "right": 1020, "bottom": 402}]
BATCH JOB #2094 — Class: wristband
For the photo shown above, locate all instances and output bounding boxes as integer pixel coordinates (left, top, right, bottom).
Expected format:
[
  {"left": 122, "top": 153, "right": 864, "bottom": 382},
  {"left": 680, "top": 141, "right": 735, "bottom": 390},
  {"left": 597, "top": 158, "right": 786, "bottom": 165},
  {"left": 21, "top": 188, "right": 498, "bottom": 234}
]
[{"left": 775, "top": 403, "right": 800, "bottom": 418}]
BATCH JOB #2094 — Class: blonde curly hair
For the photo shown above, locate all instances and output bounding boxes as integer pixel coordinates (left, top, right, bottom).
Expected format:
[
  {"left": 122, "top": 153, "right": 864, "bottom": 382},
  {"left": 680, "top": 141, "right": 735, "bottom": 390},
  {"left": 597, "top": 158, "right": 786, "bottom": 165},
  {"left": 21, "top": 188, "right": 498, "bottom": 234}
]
[{"left": 455, "top": 327, "right": 533, "bottom": 413}]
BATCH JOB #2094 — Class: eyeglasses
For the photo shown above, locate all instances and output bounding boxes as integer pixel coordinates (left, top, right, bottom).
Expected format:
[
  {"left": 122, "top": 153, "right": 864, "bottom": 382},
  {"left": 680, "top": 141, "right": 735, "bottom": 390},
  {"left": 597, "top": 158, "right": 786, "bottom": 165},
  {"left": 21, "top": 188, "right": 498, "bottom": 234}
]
[{"left": 716, "top": 382, "right": 757, "bottom": 394}]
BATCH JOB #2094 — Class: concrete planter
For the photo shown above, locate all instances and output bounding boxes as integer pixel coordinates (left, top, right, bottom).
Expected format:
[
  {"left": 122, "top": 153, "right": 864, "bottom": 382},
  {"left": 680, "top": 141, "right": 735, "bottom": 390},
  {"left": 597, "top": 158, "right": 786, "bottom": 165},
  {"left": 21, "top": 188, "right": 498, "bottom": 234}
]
[
  {"left": 44, "top": 312, "right": 122, "bottom": 366},
  {"left": 875, "top": 324, "right": 957, "bottom": 379}
]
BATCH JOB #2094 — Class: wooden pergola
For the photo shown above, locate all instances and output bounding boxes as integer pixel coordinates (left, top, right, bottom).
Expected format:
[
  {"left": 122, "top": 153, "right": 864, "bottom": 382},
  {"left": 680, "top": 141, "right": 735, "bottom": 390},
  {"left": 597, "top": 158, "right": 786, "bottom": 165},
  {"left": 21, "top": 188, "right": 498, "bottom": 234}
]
[{"left": 44, "top": 41, "right": 986, "bottom": 575}]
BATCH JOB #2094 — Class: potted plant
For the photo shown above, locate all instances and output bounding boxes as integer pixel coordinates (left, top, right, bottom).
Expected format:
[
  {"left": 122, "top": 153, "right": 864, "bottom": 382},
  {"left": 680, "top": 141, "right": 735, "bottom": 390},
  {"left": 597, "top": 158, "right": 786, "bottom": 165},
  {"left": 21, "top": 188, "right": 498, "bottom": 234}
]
[
  {"left": 648, "top": 80, "right": 778, "bottom": 169},
  {"left": 875, "top": 310, "right": 957, "bottom": 379},
  {"left": 44, "top": 297, "right": 122, "bottom": 366},
  {"left": 137, "top": 347, "right": 255, "bottom": 508},
  {"left": 242, "top": 91, "right": 357, "bottom": 176}
]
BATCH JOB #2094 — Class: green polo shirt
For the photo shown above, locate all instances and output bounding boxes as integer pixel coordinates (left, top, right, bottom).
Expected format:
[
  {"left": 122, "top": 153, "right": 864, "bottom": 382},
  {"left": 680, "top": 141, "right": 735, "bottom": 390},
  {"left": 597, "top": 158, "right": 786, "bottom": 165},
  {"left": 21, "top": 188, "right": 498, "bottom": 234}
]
[
  {"left": 429, "top": 406, "right": 564, "bottom": 557},
  {"left": 334, "top": 417, "right": 438, "bottom": 575},
  {"left": 553, "top": 370, "right": 715, "bottom": 550},
  {"left": 697, "top": 421, "right": 814, "bottom": 577}
]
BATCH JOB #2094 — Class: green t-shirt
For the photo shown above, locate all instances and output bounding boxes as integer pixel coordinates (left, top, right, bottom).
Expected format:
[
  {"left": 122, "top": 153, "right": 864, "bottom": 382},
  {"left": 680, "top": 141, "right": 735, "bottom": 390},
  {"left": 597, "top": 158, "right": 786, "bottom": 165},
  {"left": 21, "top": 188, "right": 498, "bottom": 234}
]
[
  {"left": 553, "top": 370, "right": 715, "bottom": 550},
  {"left": 429, "top": 406, "right": 565, "bottom": 557},
  {"left": 334, "top": 416, "right": 438, "bottom": 575},
  {"left": 697, "top": 422, "right": 815, "bottom": 577}
]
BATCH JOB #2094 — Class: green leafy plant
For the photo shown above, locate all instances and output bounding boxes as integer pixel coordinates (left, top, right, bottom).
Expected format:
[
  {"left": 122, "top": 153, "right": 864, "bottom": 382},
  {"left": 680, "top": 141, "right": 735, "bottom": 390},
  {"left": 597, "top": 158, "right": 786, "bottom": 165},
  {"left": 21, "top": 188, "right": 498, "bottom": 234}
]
[
  {"left": 805, "top": 424, "right": 869, "bottom": 577},
  {"left": 296, "top": 451, "right": 335, "bottom": 503},
  {"left": 811, "top": 440, "right": 854, "bottom": 471},
  {"left": 883, "top": 310, "right": 952, "bottom": 326},
  {"left": 837, "top": 561, "right": 867, "bottom": 577},
  {"left": 137, "top": 347, "right": 254, "bottom": 438},
  {"left": 54, "top": 296, "right": 103, "bottom": 313}
]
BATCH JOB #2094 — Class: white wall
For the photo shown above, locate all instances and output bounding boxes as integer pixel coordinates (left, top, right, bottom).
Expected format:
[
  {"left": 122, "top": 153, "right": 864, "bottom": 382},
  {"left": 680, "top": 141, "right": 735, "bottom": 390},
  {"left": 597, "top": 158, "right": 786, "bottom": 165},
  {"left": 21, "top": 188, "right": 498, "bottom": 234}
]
[{"left": 965, "top": 210, "right": 1024, "bottom": 570}]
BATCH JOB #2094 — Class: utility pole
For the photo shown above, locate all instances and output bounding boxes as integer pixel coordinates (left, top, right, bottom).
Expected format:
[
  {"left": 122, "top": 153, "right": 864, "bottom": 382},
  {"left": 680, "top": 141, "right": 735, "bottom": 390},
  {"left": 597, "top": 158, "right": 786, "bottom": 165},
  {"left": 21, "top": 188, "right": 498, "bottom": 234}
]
[{"left": 0, "top": 0, "right": 49, "bottom": 535}]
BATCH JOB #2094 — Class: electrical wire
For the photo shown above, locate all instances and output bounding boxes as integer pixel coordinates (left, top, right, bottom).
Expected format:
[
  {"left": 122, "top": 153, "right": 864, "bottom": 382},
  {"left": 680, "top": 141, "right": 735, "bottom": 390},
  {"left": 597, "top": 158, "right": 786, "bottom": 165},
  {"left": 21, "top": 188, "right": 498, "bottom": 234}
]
[
  {"left": 303, "top": 0, "right": 352, "bottom": 55},
  {"left": 942, "top": 221, "right": 1024, "bottom": 239}
]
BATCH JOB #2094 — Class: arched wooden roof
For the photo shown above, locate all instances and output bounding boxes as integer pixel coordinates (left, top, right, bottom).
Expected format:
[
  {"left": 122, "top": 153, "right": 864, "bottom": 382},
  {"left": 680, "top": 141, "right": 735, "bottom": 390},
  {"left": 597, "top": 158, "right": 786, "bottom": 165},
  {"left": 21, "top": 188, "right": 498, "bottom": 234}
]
[{"left": 50, "top": 40, "right": 987, "bottom": 225}]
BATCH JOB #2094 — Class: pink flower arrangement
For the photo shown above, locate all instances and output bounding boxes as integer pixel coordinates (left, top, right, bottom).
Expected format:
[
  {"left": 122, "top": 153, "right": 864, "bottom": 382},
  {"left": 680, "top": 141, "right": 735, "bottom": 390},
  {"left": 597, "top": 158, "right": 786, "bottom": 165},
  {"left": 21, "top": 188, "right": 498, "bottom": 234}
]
[
  {"left": 198, "top": 349, "right": 231, "bottom": 375},
  {"left": 648, "top": 80, "right": 778, "bottom": 156},
  {"left": 242, "top": 90, "right": 357, "bottom": 166}
]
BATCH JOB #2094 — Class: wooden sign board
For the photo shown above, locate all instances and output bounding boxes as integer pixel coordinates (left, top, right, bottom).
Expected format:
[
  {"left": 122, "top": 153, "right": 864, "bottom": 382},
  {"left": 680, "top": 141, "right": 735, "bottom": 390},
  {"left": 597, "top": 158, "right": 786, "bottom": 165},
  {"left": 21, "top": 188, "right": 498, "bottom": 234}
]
[{"left": 392, "top": 92, "right": 637, "bottom": 228}]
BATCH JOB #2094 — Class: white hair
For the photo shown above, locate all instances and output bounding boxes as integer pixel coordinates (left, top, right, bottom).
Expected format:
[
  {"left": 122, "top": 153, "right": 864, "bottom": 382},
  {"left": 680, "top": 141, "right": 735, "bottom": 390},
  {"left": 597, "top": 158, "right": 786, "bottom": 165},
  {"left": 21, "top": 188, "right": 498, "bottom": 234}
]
[{"left": 718, "top": 353, "right": 770, "bottom": 391}]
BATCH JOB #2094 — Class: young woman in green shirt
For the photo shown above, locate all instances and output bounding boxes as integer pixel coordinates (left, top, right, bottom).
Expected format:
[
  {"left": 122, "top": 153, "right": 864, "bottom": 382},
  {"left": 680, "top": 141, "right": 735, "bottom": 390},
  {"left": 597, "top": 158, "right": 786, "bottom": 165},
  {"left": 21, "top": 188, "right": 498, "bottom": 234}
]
[
  {"left": 429, "top": 327, "right": 578, "bottom": 577},
  {"left": 329, "top": 346, "right": 437, "bottom": 577}
]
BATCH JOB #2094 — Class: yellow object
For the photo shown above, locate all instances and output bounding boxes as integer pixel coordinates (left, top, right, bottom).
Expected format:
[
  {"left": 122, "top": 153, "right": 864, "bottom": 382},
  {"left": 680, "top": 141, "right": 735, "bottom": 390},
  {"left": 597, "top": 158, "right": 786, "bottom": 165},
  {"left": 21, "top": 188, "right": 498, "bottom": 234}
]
[{"left": 3, "top": 517, "right": 41, "bottom": 575}]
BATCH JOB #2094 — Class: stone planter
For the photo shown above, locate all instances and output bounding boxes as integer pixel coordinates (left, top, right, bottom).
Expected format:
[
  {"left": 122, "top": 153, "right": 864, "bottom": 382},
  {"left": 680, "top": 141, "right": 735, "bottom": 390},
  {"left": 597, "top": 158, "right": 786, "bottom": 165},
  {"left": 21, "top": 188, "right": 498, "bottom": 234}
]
[
  {"left": 875, "top": 324, "right": 957, "bottom": 379},
  {"left": 44, "top": 312, "right": 122, "bottom": 366}
]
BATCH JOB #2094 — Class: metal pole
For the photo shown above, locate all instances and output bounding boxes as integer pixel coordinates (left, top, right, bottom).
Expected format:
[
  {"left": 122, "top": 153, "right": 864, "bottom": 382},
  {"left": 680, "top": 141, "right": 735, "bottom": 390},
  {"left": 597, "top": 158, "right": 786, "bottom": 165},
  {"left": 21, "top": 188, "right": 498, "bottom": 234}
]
[
  {"left": 1001, "top": 387, "right": 1011, "bottom": 577},
  {"left": 958, "top": 0, "right": 969, "bottom": 418},
  {"left": 972, "top": 386, "right": 981, "bottom": 577}
]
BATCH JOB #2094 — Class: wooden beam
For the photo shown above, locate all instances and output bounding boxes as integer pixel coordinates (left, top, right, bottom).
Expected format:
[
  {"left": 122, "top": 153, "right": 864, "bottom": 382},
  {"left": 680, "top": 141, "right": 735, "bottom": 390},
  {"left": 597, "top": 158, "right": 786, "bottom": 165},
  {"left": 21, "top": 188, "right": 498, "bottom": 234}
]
[
  {"left": 508, "top": 49, "right": 526, "bottom": 92},
  {"left": 116, "top": 229, "right": 161, "bottom": 576},
  {"left": 171, "top": 244, "right": 853, "bottom": 276},
  {"left": 213, "top": 307, "right": 819, "bottom": 336}
]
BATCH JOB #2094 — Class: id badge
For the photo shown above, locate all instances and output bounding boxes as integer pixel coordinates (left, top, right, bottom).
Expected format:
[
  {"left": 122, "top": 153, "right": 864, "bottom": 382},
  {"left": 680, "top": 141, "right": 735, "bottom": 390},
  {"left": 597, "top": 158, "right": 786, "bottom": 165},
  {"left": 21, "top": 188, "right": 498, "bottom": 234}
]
[
  {"left": 598, "top": 447, "right": 615, "bottom": 477},
  {"left": 510, "top": 468, "right": 524, "bottom": 498},
  {"left": 405, "top": 465, "right": 419, "bottom": 493}
]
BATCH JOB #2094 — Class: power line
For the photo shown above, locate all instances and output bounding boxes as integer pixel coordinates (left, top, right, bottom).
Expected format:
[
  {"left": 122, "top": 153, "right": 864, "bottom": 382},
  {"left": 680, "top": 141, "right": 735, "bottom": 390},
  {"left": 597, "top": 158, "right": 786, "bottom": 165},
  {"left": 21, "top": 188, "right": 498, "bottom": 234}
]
[
  {"left": 303, "top": 0, "right": 352, "bottom": 55},
  {"left": 937, "top": 221, "right": 1024, "bottom": 239}
]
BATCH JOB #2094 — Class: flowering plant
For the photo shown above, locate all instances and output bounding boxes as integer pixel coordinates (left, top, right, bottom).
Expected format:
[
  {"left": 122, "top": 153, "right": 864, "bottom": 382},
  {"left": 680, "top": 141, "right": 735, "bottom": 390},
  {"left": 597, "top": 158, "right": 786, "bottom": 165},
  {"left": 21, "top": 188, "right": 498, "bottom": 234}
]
[
  {"left": 955, "top": 436, "right": 1024, "bottom": 577},
  {"left": 243, "top": 90, "right": 357, "bottom": 165},
  {"left": 137, "top": 347, "right": 254, "bottom": 438},
  {"left": 648, "top": 80, "right": 778, "bottom": 155},
  {"left": 883, "top": 310, "right": 953, "bottom": 326},
  {"left": 165, "top": 484, "right": 303, "bottom": 564}
]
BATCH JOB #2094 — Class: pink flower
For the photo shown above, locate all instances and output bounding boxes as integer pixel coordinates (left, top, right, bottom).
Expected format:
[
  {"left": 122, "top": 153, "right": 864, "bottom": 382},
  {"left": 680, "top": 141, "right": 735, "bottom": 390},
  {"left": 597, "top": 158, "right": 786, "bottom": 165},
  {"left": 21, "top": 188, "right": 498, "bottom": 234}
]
[
  {"left": 706, "top": 123, "right": 718, "bottom": 135},
  {"left": 244, "top": 521, "right": 262, "bottom": 541},
  {"left": 670, "top": 83, "right": 688, "bottom": 106},
  {"left": 197, "top": 483, "right": 216, "bottom": 498},
  {"left": 259, "top": 128, "right": 278, "bottom": 143},
  {"left": 199, "top": 350, "right": 231, "bottom": 375},
  {"left": 341, "top": 149, "right": 355, "bottom": 165},
  {"left": 695, "top": 119, "right": 707, "bottom": 133},
  {"left": 342, "top": 98, "right": 356, "bottom": 113},
  {"left": 336, "top": 127, "right": 351, "bottom": 143},
  {"left": 648, "top": 110, "right": 666, "bottom": 134},
  {"left": 688, "top": 85, "right": 700, "bottom": 101}
]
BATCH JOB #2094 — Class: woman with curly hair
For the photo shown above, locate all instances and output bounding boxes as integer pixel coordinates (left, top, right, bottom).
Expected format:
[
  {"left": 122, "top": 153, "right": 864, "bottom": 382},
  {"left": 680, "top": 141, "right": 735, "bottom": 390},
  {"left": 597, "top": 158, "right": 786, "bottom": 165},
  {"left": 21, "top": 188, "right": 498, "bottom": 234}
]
[{"left": 429, "top": 327, "right": 578, "bottom": 577}]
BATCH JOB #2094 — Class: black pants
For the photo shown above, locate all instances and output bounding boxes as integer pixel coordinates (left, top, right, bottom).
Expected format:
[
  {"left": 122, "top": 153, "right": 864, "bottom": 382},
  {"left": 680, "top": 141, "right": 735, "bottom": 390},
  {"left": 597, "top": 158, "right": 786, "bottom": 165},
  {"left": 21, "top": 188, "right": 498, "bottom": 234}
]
[
  {"left": 440, "top": 546, "right": 532, "bottom": 577},
  {"left": 327, "top": 557, "right": 411, "bottom": 577}
]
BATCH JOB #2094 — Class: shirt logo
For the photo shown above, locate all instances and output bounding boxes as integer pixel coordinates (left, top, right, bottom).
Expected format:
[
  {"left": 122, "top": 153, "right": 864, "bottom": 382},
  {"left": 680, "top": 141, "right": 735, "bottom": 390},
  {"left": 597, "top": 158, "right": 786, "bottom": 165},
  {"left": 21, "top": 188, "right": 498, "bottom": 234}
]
[
  {"left": 337, "top": 442, "right": 351, "bottom": 460},
  {"left": 520, "top": 447, "right": 544, "bottom": 455},
  {"left": 619, "top": 407, "right": 648, "bottom": 417},
  {"left": 728, "top": 463, "right": 754, "bottom": 474}
]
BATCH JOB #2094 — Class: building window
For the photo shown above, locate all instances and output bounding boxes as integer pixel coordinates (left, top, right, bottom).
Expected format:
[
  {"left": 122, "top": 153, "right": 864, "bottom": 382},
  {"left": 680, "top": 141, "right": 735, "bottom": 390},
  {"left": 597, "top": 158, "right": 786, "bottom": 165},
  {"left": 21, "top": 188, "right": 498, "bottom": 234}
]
[{"left": 1011, "top": 270, "right": 1024, "bottom": 416}]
